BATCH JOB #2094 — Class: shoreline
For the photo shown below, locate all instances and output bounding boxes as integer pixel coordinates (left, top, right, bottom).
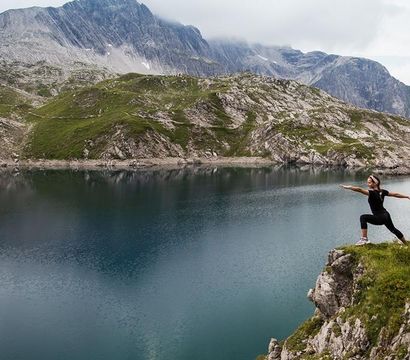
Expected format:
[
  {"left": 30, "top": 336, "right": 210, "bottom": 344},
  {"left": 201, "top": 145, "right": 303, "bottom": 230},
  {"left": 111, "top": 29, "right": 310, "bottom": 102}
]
[
  {"left": 0, "top": 157, "right": 276, "bottom": 171},
  {"left": 1, "top": 157, "right": 410, "bottom": 175}
]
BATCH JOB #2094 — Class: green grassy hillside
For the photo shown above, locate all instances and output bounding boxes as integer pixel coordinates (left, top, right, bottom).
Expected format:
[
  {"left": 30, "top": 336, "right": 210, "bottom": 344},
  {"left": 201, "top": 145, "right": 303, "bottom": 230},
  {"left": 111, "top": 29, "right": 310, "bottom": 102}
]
[
  {"left": 24, "top": 73, "right": 243, "bottom": 159},
  {"left": 0, "top": 85, "right": 33, "bottom": 118},
  {"left": 5, "top": 72, "right": 409, "bottom": 165}
]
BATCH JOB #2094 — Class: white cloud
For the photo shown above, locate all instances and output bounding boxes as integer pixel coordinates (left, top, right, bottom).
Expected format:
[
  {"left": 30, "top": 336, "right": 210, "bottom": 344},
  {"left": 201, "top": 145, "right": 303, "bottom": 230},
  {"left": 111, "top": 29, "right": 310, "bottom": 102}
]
[
  {"left": 388, "top": 61, "right": 410, "bottom": 85},
  {"left": 361, "top": 0, "right": 410, "bottom": 57},
  {"left": 143, "top": 0, "right": 386, "bottom": 53}
]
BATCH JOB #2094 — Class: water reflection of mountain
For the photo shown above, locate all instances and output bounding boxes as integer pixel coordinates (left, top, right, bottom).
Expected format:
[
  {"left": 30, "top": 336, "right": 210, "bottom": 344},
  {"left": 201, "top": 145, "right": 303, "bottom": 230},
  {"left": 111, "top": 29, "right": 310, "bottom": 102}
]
[{"left": 1, "top": 164, "right": 365, "bottom": 191}]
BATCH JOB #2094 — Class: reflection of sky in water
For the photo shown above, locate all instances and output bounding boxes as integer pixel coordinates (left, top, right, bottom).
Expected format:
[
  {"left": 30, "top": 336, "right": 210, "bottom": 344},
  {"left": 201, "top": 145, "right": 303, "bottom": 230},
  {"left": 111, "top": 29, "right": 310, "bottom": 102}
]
[{"left": 1, "top": 167, "right": 410, "bottom": 360}]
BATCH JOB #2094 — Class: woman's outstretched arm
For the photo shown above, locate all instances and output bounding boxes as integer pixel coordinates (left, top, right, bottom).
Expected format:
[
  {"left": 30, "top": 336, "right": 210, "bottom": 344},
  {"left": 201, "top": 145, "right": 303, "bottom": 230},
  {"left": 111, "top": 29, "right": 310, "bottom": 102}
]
[
  {"left": 386, "top": 191, "right": 410, "bottom": 199},
  {"left": 339, "top": 185, "right": 369, "bottom": 195}
]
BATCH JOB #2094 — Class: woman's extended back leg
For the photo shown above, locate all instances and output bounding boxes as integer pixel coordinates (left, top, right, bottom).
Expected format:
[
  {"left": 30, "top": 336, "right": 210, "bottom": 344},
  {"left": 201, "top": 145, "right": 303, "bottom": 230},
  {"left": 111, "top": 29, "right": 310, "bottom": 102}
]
[{"left": 384, "top": 213, "right": 404, "bottom": 240}]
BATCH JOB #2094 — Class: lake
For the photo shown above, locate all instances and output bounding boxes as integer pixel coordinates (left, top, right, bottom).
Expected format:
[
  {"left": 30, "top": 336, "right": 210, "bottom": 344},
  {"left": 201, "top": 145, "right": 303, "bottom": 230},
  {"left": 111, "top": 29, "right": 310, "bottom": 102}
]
[{"left": 1, "top": 166, "right": 409, "bottom": 360}]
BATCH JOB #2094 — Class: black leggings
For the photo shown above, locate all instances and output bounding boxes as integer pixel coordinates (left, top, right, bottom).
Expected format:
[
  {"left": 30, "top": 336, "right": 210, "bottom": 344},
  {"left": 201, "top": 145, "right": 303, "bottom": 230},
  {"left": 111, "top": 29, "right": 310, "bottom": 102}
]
[{"left": 360, "top": 212, "right": 403, "bottom": 239}]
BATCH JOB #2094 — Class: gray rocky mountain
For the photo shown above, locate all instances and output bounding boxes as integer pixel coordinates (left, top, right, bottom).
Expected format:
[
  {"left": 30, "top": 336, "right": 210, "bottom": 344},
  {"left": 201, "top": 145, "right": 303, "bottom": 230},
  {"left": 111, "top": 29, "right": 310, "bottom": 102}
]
[
  {"left": 0, "top": 0, "right": 219, "bottom": 75},
  {"left": 209, "top": 41, "right": 410, "bottom": 118},
  {"left": 1, "top": 0, "right": 410, "bottom": 117}
]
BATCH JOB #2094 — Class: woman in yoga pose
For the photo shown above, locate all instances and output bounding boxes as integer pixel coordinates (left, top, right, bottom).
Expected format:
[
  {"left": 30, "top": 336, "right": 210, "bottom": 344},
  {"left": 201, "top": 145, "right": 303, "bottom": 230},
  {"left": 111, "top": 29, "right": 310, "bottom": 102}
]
[{"left": 340, "top": 175, "right": 409, "bottom": 246}]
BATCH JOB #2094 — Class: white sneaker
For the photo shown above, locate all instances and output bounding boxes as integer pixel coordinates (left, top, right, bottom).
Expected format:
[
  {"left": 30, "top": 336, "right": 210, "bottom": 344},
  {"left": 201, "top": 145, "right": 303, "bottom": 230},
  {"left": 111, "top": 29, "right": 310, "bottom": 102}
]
[{"left": 356, "top": 237, "right": 370, "bottom": 246}]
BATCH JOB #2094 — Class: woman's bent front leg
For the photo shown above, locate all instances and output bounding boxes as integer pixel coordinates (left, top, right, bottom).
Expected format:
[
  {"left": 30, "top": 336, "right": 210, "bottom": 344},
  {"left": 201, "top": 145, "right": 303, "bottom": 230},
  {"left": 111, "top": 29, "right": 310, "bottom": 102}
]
[{"left": 360, "top": 214, "right": 384, "bottom": 238}]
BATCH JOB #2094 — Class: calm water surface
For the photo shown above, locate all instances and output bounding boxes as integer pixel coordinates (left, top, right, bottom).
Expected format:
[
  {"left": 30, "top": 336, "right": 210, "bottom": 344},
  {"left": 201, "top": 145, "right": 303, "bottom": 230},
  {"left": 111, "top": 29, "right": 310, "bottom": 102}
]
[{"left": 1, "top": 166, "right": 410, "bottom": 360}]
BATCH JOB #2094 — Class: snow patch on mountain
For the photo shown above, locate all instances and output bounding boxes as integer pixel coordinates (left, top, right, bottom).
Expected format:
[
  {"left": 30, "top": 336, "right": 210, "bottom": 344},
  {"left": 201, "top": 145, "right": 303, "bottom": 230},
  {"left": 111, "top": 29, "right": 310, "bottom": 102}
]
[{"left": 257, "top": 54, "right": 268, "bottom": 61}]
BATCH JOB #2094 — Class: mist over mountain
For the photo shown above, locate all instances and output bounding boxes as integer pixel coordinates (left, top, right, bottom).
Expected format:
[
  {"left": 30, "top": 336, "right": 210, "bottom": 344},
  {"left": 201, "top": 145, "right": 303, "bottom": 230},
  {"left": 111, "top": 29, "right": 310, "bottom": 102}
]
[{"left": 1, "top": 0, "right": 410, "bottom": 117}]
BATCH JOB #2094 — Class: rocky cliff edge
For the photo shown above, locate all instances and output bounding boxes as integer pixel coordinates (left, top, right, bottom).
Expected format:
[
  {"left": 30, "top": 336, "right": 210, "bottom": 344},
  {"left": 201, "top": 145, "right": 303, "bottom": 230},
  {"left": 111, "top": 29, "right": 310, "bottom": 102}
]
[{"left": 264, "top": 244, "right": 410, "bottom": 360}]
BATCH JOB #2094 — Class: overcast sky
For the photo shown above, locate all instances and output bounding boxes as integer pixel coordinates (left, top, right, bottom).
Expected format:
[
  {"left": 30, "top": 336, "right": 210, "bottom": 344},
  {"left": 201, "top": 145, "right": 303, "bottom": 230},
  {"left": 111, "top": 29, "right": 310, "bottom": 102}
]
[{"left": 1, "top": 0, "right": 410, "bottom": 84}]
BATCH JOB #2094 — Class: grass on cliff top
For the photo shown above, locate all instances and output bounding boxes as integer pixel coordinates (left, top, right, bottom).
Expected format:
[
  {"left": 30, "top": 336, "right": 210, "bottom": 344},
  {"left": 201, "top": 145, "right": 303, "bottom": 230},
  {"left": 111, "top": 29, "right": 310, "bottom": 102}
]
[
  {"left": 24, "top": 73, "right": 238, "bottom": 159},
  {"left": 341, "top": 242, "right": 410, "bottom": 347},
  {"left": 286, "top": 315, "right": 325, "bottom": 352}
]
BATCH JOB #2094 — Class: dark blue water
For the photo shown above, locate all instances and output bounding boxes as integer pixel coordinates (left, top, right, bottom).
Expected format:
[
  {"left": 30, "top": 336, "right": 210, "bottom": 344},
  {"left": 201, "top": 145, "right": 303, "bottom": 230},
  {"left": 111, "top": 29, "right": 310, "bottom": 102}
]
[{"left": 1, "top": 166, "right": 409, "bottom": 360}]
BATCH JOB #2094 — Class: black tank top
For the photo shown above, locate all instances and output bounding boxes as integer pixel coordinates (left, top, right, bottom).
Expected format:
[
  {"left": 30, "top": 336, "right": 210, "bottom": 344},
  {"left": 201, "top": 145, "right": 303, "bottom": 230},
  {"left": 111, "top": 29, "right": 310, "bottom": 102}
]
[{"left": 368, "top": 189, "right": 389, "bottom": 214}]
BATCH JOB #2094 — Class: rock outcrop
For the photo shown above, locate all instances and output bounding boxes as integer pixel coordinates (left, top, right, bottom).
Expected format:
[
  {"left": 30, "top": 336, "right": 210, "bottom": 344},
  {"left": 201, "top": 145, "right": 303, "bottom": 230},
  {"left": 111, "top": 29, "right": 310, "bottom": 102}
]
[
  {"left": 266, "top": 246, "right": 410, "bottom": 360},
  {"left": 307, "top": 250, "right": 357, "bottom": 318}
]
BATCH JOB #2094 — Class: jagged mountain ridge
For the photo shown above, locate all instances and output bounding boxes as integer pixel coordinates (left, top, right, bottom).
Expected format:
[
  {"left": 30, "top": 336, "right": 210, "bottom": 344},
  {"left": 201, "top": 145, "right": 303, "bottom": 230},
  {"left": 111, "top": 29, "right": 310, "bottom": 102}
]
[{"left": 1, "top": 0, "right": 410, "bottom": 117}]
